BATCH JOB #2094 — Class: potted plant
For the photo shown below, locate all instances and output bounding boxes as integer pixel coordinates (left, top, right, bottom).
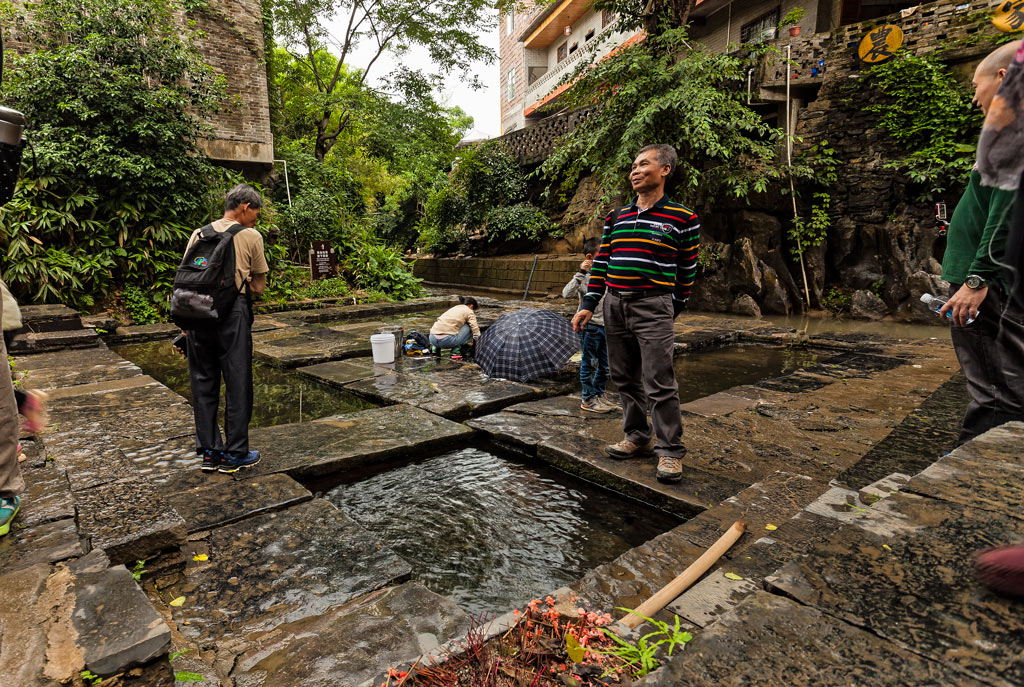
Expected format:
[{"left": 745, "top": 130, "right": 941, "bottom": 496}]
[{"left": 780, "top": 7, "right": 806, "bottom": 37}]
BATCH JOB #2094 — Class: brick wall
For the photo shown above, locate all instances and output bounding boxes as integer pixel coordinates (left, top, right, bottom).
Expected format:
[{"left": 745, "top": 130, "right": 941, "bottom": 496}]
[
  {"left": 186, "top": 1, "right": 273, "bottom": 164},
  {"left": 499, "top": 5, "right": 546, "bottom": 134},
  {"left": 415, "top": 257, "right": 582, "bottom": 295},
  {"left": 7, "top": 0, "right": 273, "bottom": 166}
]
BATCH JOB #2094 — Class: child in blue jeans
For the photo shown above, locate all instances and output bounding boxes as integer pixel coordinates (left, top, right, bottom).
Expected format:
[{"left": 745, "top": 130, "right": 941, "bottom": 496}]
[{"left": 562, "top": 238, "right": 615, "bottom": 412}]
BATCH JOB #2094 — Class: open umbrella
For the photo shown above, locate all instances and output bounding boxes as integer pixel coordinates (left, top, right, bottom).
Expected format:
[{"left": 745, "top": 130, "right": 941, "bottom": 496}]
[{"left": 475, "top": 308, "right": 578, "bottom": 382}]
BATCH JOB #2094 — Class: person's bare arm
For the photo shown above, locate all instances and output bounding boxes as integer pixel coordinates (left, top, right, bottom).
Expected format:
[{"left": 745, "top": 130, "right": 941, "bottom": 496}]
[{"left": 248, "top": 273, "right": 267, "bottom": 299}]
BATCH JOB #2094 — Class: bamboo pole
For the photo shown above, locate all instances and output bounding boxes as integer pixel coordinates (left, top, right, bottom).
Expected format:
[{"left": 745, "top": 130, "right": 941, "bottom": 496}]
[{"left": 620, "top": 520, "right": 746, "bottom": 629}]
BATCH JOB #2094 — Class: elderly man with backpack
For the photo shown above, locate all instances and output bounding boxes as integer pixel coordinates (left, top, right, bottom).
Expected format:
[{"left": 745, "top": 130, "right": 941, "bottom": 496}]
[{"left": 171, "top": 183, "right": 269, "bottom": 474}]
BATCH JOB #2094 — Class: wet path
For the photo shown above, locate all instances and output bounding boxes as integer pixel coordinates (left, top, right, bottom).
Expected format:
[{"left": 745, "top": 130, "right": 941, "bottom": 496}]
[{"left": 5, "top": 296, "right": 1019, "bottom": 687}]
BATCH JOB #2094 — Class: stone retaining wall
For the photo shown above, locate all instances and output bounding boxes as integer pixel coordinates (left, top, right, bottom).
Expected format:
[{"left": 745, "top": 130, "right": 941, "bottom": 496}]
[{"left": 414, "top": 257, "right": 580, "bottom": 295}]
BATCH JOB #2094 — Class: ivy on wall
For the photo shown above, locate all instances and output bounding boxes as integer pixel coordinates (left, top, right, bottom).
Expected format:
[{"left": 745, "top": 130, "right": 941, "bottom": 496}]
[{"left": 854, "top": 50, "right": 984, "bottom": 200}]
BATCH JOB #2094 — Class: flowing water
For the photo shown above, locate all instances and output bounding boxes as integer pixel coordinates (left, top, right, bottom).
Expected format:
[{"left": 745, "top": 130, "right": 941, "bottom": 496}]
[
  {"left": 114, "top": 341, "right": 375, "bottom": 427},
  {"left": 326, "top": 447, "right": 679, "bottom": 616}
]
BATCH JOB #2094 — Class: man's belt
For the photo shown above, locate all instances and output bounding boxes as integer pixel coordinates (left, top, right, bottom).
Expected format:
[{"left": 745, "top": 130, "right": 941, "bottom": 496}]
[{"left": 609, "top": 289, "right": 666, "bottom": 300}]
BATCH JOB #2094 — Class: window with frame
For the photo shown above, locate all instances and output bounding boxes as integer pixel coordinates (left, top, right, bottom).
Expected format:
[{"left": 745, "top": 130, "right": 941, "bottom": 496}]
[
  {"left": 557, "top": 42, "right": 567, "bottom": 63},
  {"left": 740, "top": 9, "right": 779, "bottom": 43},
  {"left": 585, "top": 27, "right": 595, "bottom": 41},
  {"left": 568, "top": 41, "right": 578, "bottom": 55},
  {"left": 506, "top": 68, "right": 516, "bottom": 100},
  {"left": 505, "top": 10, "right": 514, "bottom": 36}
]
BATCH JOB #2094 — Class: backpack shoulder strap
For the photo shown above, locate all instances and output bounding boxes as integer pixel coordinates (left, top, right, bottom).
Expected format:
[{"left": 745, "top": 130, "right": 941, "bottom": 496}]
[
  {"left": 225, "top": 223, "right": 247, "bottom": 237},
  {"left": 197, "top": 223, "right": 216, "bottom": 239}
]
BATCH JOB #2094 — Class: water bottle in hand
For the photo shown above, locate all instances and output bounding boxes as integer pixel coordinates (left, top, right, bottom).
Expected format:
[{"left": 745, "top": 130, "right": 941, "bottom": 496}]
[{"left": 920, "top": 293, "right": 976, "bottom": 325}]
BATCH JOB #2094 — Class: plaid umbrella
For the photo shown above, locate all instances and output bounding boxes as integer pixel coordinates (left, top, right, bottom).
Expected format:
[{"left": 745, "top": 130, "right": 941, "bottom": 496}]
[{"left": 475, "top": 308, "right": 578, "bottom": 382}]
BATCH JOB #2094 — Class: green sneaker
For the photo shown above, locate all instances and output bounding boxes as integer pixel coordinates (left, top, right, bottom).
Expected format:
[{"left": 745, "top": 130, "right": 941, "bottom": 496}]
[{"left": 0, "top": 496, "right": 20, "bottom": 537}]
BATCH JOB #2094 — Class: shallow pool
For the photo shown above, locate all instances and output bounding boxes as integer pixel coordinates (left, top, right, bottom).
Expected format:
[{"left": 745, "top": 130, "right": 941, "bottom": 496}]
[
  {"left": 674, "top": 344, "right": 821, "bottom": 403},
  {"left": 114, "top": 341, "right": 375, "bottom": 427},
  {"left": 326, "top": 447, "right": 679, "bottom": 616}
]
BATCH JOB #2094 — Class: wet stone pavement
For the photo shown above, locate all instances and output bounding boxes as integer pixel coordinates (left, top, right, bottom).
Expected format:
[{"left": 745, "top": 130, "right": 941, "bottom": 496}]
[{"left": 1, "top": 295, "right": 1021, "bottom": 687}]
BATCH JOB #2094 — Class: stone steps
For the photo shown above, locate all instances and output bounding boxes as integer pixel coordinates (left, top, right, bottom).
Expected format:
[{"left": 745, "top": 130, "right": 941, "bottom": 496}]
[
  {"left": 0, "top": 551, "right": 175, "bottom": 685},
  {"left": 641, "top": 422, "right": 1024, "bottom": 687}
]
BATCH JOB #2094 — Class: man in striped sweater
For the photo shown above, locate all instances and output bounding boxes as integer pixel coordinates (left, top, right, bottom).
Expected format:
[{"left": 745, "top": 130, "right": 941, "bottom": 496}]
[{"left": 571, "top": 144, "right": 700, "bottom": 483}]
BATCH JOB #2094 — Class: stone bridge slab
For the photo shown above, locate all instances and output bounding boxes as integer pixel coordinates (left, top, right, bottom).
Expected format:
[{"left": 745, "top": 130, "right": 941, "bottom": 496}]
[
  {"left": 165, "top": 473, "right": 312, "bottom": 533},
  {"left": 244, "top": 404, "right": 475, "bottom": 479},
  {"left": 468, "top": 395, "right": 747, "bottom": 513},
  {"left": 339, "top": 362, "right": 570, "bottom": 421},
  {"left": 766, "top": 492, "right": 1024, "bottom": 687},
  {"left": 0, "top": 517, "right": 82, "bottom": 573},
  {"left": 14, "top": 346, "right": 142, "bottom": 390},
  {"left": 72, "top": 565, "right": 171, "bottom": 676},
  {"left": 647, "top": 591, "right": 988, "bottom": 687},
  {"left": 75, "top": 475, "right": 187, "bottom": 566},
  {"left": 170, "top": 498, "right": 412, "bottom": 642},
  {"left": 231, "top": 582, "right": 472, "bottom": 687}
]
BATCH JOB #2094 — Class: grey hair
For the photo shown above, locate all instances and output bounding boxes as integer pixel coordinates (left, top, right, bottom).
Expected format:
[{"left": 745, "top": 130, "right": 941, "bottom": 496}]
[
  {"left": 637, "top": 144, "right": 678, "bottom": 180},
  {"left": 224, "top": 183, "right": 263, "bottom": 211}
]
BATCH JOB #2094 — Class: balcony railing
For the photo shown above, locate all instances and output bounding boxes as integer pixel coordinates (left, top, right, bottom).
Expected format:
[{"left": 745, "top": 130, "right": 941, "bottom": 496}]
[{"left": 521, "top": 27, "right": 625, "bottom": 113}]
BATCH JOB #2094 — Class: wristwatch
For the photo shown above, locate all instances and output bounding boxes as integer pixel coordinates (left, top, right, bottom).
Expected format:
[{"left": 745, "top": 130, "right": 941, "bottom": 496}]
[{"left": 965, "top": 274, "right": 987, "bottom": 290}]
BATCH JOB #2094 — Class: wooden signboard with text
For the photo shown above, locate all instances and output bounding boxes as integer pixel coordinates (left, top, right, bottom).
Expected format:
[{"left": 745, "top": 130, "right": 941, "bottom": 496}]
[{"left": 310, "top": 241, "right": 336, "bottom": 280}]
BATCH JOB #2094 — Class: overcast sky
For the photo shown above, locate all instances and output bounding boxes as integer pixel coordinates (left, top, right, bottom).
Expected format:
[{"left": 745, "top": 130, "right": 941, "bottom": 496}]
[{"left": 321, "top": 15, "right": 502, "bottom": 139}]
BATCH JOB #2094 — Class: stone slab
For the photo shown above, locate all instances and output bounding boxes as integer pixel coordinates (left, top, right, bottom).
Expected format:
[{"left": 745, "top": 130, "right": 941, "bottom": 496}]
[
  {"left": 904, "top": 423, "right": 1024, "bottom": 520},
  {"left": 65, "top": 447, "right": 139, "bottom": 493},
  {"left": 232, "top": 582, "right": 472, "bottom": 687},
  {"left": 765, "top": 493, "right": 1024, "bottom": 687},
  {"left": 245, "top": 404, "right": 475, "bottom": 479},
  {"left": 164, "top": 473, "right": 312, "bottom": 533},
  {"left": 0, "top": 563, "right": 51, "bottom": 685},
  {"left": 20, "top": 461, "right": 74, "bottom": 527},
  {"left": 0, "top": 517, "right": 82, "bottom": 572},
  {"left": 673, "top": 471, "right": 825, "bottom": 554},
  {"left": 121, "top": 439, "right": 199, "bottom": 486},
  {"left": 571, "top": 525, "right": 708, "bottom": 615},
  {"left": 679, "top": 392, "right": 759, "bottom": 417},
  {"left": 296, "top": 358, "right": 378, "bottom": 386},
  {"left": 43, "top": 374, "right": 160, "bottom": 402},
  {"left": 73, "top": 564, "right": 171, "bottom": 675},
  {"left": 666, "top": 569, "right": 760, "bottom": 628},
  {"left": 10, "top": 328, "right": 101, "bottom": 353},
  {"left": 253, "top": 328, "right": 369, "bottom": 368},
  {"left": 469, "top": 396, "right": 746, "bottom": 513},
  {"left": 19, "top": 303, "right": 82, "bottom": 331},
  {"left": 109, "top": 322, "right": 181, "bottom": 344},
  {"left": 340, "top": 363, "right": 558, "bottom": 420},
  {"left": 649, "top": 591, "right": 988, "bottom": 687},
  {"left": 76, "top": 476, "right": 187, "bottom": 565},
  {"left": 170, "top": 498, "right": 412, "bottom": 641},
  {"left": 14, "top": 346, "right": 142, "bottom": 390}
]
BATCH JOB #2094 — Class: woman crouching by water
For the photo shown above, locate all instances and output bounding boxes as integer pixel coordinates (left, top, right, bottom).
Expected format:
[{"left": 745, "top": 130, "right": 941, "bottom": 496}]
[{"left": 429, "top": 296, "right": 480, "bottom": 360}]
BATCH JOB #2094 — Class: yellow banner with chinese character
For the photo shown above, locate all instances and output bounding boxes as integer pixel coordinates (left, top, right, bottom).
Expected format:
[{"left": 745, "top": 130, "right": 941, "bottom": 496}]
[
  {"left": 993, "top": 1, "right": 1024, "bottom": 33},
  {"left": 858, "top": 24, "right": 904, "bottom": 64}
]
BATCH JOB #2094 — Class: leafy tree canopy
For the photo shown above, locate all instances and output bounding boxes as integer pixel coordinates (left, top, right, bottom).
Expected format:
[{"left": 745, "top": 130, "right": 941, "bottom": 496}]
[
  {"left": 0, "top": 0, "right": 229, "bottom": 306},
  {"left": 268, "top": 0, "right": 494, "bottom": 160},
  {"left": 538, "top": 27, "right": 788, "bottom": 209}
]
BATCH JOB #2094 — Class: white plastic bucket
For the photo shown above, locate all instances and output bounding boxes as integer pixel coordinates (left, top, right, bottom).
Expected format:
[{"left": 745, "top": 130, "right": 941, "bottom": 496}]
[{"left": 370, "top": 333, "right": 396, "bottom": 364}]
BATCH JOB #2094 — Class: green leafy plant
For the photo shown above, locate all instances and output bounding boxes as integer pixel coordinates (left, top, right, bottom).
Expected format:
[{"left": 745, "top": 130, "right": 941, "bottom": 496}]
[
  {"left": 0, "top": 0, "right": 227, "bottom": 309},
  {"left": 130, "top": 560, "right": 147, "bottom": 582},
  {"left": 856, "top": 51, "right": 984, "bottom": 199},
  {"left": 122, "top": 286, "right": 161, "bottom": 326},
  {"left": 538, "top": 27, "right": 789, "bottom": 210},
  {"left": 80, "top": 669, "right": 101, "bottom": 685},
  {"left": 417, "top": 141, "right": 550, "bottom": 255},
  {"left": 821, "top": 287, "right": 852, "bottom": 313},
  {"left": 591, "top": 608, "right": 693, "bottom": 678},
  {"left": 169, "top": 648, "right": 205, "bottom": 682},
  {"left": 779, "top": 7, "right": 805, "bottom": 28}
]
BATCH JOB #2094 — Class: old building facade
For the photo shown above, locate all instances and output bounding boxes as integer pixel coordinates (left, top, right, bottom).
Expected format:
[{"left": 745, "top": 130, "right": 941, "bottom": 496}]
[{"left": 498, "top": 0, "right": 918, "bottom": 135}]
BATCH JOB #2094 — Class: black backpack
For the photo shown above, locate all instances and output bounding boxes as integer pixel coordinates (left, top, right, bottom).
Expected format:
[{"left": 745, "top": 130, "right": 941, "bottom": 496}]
[{"left": 170, "top": 223, "right": 246, "bottom": 329}]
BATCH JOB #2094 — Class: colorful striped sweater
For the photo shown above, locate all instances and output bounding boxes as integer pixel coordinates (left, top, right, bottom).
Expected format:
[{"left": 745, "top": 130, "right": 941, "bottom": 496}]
[{"left": 580, "top": 195, "right": 700, "bottom": 312}]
